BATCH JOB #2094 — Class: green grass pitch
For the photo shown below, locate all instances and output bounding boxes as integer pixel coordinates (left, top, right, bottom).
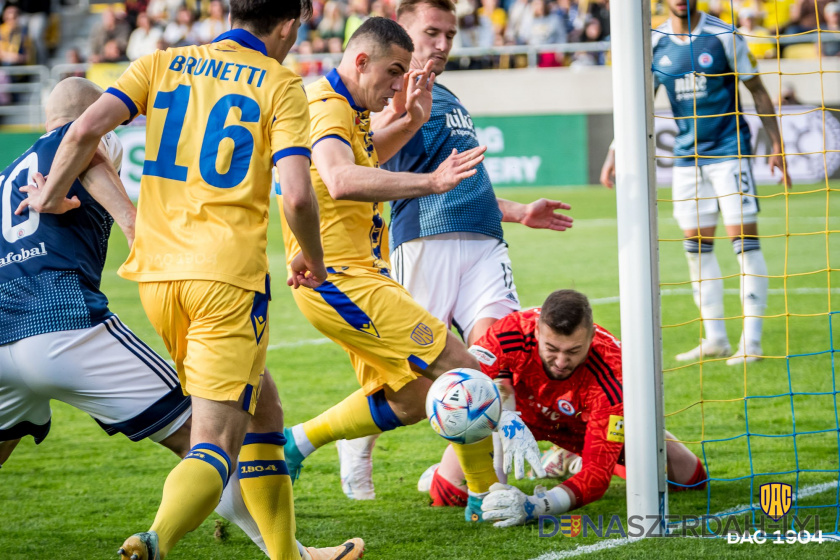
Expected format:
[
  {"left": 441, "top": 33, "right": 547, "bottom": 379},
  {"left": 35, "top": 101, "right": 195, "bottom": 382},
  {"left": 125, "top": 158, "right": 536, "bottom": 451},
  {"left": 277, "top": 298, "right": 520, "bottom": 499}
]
[{"left": 1, "top": 184, "right": 839, "bottom": 559}]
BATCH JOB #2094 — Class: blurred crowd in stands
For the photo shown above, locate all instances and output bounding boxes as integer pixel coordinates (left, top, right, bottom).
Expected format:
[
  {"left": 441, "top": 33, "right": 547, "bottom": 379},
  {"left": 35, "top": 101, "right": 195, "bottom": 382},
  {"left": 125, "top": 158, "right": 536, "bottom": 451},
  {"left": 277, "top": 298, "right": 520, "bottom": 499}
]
[{"left": 0, "top": 0, "right": 837, "bottom": 77}]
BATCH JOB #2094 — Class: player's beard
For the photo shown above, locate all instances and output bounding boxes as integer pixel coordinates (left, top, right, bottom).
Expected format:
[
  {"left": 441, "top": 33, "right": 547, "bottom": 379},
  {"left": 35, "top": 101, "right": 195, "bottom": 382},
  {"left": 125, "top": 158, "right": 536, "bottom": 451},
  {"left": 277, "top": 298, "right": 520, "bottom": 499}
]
[{"left": 541, "top": 357, "right": 574, "bottom": 381}]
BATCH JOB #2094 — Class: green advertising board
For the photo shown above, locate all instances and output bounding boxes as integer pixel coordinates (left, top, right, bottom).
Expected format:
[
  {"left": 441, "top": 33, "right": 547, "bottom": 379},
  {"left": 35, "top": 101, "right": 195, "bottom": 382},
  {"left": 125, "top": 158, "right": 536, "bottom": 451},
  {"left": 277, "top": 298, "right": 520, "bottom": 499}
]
[
  {"left": 0, "top": 131, "right": 44, "bottom": 168},
  {"left": 472, "top": 114, "right": 588, "bottom": 187},
  {"left": 0, "top": 113, "right": 591, "bottom": 191}
]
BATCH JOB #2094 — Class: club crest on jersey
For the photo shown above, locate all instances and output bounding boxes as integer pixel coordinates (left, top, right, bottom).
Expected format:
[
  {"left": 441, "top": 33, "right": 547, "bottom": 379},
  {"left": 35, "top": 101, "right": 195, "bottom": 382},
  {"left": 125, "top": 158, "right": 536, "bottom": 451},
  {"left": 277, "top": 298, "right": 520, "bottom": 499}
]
[
  {"left": 410, "top": 323, "right": 434, "bottom": 346},
  {"left": 557, "top": 399, "right": 575, "bottom": 416},
  {"left": 697, "top": 52, "right": 714, "bottom": 68}
]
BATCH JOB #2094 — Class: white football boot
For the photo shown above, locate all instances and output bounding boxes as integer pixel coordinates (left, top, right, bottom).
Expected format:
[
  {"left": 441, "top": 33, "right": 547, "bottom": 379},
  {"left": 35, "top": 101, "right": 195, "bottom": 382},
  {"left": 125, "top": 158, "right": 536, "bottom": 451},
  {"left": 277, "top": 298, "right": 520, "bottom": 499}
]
[
  {"left": 417, "top": 463, "right": 441, "bottom": 493},
  {"left": 337, "top": 435, "right": 378, "bottom": 500},
  {"left": 675, "top": 339, "right": 732, "bottom": 362},
  {"left": 726, "top": 338, "right": 763, "bottom": 366}
]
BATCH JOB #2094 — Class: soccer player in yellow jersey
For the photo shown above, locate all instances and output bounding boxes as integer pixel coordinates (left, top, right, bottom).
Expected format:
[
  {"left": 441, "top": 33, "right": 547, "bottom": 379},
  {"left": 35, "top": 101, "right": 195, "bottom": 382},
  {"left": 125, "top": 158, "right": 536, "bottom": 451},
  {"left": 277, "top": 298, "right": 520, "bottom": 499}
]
[
  {"left": 18, "top": 1, "right": 361, "bottom": 559},
  {"left": 278, "top": 17, "right": 544, "bottom": 522}
]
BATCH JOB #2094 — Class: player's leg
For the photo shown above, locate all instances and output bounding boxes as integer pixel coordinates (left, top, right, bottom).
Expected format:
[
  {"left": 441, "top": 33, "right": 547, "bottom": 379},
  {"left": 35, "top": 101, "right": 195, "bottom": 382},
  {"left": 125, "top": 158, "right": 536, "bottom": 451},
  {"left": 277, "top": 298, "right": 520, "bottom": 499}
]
[
  {"left": 333, "top": 235, "right": 462, "bottom": 499},
  {"left": 122, "top": 280, "right": 263, "bottom": 559},
  {"left": 455, "top": 235, "right": 522, "bottom": 484},
  {"left": 0, "top": 438, "right": 20, "bottom": 465},
  {"left": 0, "top": 341, "right": 51, "bottom": 467},
  {"left": 672, "top": 164, "right": 730, "bottom": 361},
  {"left": 715, "top": 160, "right": 766, "bottom": 365},
  {"left": 664, "top": 431, "right": 707, "bottom": 492},
  {"left": 418, "top": 331, "right": 499, "bottom": 517},
  {"left": 284, "top": 273, "right": 439, "bottom": 478}
]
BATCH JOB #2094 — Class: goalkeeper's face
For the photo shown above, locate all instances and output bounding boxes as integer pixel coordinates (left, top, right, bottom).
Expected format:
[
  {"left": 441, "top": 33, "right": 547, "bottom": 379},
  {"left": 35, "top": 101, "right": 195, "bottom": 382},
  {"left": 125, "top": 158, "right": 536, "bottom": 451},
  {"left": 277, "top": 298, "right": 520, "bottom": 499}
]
[{"left": 535, "top": 322, "right": 595, "bottom": 381}]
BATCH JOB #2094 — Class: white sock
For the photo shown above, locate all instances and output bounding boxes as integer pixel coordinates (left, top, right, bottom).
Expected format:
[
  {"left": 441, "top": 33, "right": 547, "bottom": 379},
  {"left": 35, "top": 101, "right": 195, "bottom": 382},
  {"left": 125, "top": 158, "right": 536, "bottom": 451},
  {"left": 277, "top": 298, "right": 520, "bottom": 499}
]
[
  {"left": 215, "top": 467, "right": 268, "bottom": 556},
  {"left": 734, "top": 239, "right": 768, "bottom": 346},
  {"left": 684, "top": 240, "right": 728, "bottom": 343},
  {"left": 292, "top": 423, "right": 316, "bottom": 458}
]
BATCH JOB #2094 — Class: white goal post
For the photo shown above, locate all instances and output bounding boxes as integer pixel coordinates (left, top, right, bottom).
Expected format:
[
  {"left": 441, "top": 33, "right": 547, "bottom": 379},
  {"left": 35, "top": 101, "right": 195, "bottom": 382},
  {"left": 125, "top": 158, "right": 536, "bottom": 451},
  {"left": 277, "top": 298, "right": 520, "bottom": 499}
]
[{"left": 609, "top": 0, "right": 668, "bottom": 536}]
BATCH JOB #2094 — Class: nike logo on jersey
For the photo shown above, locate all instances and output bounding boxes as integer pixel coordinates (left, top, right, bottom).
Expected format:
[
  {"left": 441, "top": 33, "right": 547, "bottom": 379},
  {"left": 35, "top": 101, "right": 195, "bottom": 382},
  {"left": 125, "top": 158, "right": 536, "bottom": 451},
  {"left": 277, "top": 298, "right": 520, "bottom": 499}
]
[{"left": 674, "top": 73, "right": 708, "bottom": 102}]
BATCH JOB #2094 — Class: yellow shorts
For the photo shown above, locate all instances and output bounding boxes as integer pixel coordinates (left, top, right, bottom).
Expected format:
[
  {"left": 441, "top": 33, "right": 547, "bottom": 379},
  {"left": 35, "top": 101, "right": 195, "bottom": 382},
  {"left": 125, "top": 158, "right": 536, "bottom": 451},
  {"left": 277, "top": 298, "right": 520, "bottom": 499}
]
[
  {"left": 137, "top": 276, "right": 270, "bottom": 414},
  {"left": 292, "top": 267, "right": 448, "bottom": 395}
]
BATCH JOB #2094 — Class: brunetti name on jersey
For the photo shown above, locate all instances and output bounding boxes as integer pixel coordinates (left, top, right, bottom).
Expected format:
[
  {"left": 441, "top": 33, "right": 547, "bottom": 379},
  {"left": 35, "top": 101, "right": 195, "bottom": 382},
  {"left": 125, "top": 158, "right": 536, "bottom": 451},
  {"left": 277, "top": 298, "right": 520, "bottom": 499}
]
[{"left": 0, "top": 242, "right": 48, "bottom": 268}]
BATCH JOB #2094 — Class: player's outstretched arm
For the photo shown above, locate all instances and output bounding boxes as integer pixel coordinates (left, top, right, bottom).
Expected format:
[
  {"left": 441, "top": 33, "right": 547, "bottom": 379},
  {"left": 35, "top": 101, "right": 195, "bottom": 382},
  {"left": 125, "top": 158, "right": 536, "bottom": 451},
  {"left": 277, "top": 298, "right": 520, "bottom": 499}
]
[
  {"left": 497, "top": 198, "right": 573, "bottom": 231},
  {"left": 80, "top": 144, "right": 136, "bottom": 248},
  {"left": 599, "top": 145, "right": 616, "bottom": 189},
  {"left": 16, "top": 94, "right": 129, "bottom": 215},
  {"left": 371, "top": 61, "right": 436, "bottom": 164},
  {"left": 277, "top": 155, "right": 327, "bottom": 290},
  {"left": 744, "top": 76, "right": 791, "bottom": 189},
  {"left": 313, "top": 138, "right": 486, "bottom": 202}
]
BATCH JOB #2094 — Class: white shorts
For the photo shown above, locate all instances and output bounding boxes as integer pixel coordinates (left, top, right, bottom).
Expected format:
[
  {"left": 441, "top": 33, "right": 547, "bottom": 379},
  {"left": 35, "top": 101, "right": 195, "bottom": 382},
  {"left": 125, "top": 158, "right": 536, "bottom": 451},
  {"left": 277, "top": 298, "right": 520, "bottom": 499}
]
[
  {"left": 391, "top": 232, "right": 521, "bottom": 341},
  {"left": 0, "top": 315, "right": 191, "bottom": 444},
  {"left": 672, "top": 159, "right": 759, "bottom": 230}
]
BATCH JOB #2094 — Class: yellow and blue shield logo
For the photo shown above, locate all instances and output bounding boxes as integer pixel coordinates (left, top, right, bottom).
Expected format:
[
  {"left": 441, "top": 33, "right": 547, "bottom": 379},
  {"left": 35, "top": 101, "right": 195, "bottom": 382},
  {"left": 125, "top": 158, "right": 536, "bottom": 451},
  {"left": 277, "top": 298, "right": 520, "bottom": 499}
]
[
  {"left": 760, "top": 483, "right": 792, "bottom": 521},
  {"left": 410, "top": 323, "right": 434, "bottom": 346},
  {"left": 559, "top": 515, "right": 582, "bottom": 537}
]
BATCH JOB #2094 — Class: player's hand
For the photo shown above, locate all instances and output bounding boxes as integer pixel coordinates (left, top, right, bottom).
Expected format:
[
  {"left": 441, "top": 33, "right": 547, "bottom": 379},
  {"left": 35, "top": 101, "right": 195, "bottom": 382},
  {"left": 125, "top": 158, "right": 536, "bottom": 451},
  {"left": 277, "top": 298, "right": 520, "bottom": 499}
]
[
  {"left": 767, "top": 150, "right": 791, "bottom": 190},
  {"left": 15, "top": 172, "right": 80, "bottom": 215},
  {"left": 403, "top": 60, "right": 435, "bottom": 127},
  {"left": 600, "top": 149, "right": 616, "bottom": 189},
  {"left": 520, "top": 199, "right": 573, "bottom": 231},
  {"left": 482, "top": 483, "right": 570, "bottom": 527},
  {"left": 496, "top": 409, "right": 546, "bottom": 480},
  {"left": 430, "top": 146, "right": 487, "bottom": 194},
  {"left": 287, "top": 253, "right": 327, "bottom": 290},
  {"left": 481, "top": 483, "right": 558, "bottom": 528}
]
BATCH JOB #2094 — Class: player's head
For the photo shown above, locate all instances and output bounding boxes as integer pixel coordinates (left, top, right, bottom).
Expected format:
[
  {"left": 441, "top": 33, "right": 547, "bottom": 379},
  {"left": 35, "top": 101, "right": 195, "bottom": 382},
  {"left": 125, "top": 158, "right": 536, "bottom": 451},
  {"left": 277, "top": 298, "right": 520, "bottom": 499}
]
[
  {"left": 342, "top": 17, "right": 414, "bottom": 112},
  {"left": 535, "top": 290, "right": 595, "bottom": 381},
  {"left": 229, "top": 0, "right": 313, "bottom": 63},
  {"left": 45, "top": 77, "right": 103, "bottom": 131},
  {"left": 397, "top": 0, "right": 456, "bottom": 75},
  {"left": 666, "top": 0, "right": 697, "bottom": 20}
]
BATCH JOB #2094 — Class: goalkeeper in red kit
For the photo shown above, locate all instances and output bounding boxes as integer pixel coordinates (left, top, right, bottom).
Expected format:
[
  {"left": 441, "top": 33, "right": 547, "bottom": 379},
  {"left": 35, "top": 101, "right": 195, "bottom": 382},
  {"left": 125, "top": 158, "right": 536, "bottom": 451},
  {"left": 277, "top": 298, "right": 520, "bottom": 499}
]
[{"left": 419, "top": 289, "right": 708, "bottom": 526}]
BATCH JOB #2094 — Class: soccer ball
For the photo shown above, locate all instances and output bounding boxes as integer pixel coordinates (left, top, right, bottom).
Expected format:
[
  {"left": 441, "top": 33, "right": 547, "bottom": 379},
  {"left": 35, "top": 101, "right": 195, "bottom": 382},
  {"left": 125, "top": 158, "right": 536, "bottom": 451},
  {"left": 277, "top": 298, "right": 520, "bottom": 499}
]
[{"left": 425, "top": 368, "right": 502, "bottom": 445}]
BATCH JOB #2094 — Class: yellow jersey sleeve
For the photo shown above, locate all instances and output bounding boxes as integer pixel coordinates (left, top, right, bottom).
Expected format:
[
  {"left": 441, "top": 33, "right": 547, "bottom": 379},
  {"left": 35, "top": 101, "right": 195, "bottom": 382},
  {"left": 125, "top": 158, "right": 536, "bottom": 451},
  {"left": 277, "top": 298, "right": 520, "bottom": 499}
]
[
  {"left": 309, "top": 96, "right": 354, "bottom": 147},
  {"left": 106, "top": 52, "right": 155, "bottom": 121},
  {"left": 271, "top": 80, "right": 311, "bottom": 164}
]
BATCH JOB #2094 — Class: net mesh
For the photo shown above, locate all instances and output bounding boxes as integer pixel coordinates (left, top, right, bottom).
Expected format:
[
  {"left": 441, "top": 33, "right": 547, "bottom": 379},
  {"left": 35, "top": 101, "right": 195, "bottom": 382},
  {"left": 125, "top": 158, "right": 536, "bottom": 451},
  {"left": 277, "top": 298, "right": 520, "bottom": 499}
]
[{"left": 651, "top": 0, "right": 840, "bottom": 537}]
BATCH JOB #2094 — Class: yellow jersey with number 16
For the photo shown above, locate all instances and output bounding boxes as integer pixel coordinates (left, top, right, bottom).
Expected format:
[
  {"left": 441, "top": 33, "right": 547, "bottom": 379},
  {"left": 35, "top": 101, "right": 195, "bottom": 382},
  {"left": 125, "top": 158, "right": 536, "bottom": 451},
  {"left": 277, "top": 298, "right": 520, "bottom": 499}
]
[{"left": 110, "top": 29, "right": 311, "bottom": 293}]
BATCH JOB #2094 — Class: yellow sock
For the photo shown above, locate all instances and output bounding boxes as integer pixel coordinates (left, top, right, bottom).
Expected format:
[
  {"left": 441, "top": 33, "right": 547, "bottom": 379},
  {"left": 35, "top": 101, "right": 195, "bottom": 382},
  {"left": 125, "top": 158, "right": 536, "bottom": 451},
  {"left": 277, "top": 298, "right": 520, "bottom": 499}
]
[
  {"left": 302, "top": 389, "right": 383, "bottom": 449},
  {"left": 238, "top": 433, "right": 299, "bottom": 560},
  {"left": 452, "top": 437, "right": 498, "bottom": 494},
  {"left": 151, "top": 443, "right": 230, "bottom": 556}
]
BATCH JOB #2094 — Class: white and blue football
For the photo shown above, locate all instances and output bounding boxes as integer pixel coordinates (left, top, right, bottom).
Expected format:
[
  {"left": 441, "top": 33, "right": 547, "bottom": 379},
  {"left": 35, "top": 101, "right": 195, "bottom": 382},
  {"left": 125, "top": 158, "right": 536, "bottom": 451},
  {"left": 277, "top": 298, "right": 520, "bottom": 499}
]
[{"left": 426, "top": 368, "right": 502, "bottom": 444}]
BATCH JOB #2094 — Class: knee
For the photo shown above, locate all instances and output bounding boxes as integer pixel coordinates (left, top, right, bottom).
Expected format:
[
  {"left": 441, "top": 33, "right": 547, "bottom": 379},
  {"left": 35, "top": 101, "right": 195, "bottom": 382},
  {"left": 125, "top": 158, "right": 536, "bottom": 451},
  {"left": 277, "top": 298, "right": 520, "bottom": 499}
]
[
  {"left": 380, "top": 388, "right": 426, "bottom": 426},
  {"left": 250, "top": 370, "right": 284, "bottom": 432}
]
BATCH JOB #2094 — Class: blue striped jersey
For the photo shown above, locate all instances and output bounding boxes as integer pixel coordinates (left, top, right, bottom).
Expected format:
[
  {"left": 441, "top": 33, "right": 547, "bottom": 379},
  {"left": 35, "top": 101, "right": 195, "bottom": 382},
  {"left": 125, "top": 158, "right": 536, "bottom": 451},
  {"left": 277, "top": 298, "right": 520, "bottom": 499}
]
[
  {"left": 383, "top": 83, "right": 503, "bottom": 249},
  {"left": 0, "top": 122, "right": 115, "bottom": 345},
  {"left": 652, "top": 12, "right": 759, "bottom": 166}
]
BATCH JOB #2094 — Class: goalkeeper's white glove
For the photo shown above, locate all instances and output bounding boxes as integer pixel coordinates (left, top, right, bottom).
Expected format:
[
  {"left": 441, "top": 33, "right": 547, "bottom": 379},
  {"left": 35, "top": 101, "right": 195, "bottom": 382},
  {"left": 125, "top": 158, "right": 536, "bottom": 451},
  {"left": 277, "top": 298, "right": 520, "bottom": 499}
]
[
  {"left": 497, "top": 409, "right": 546, "bottom": 479},
  {"left": 481, "top": 482, "right": 572, "bottom": 528}
]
